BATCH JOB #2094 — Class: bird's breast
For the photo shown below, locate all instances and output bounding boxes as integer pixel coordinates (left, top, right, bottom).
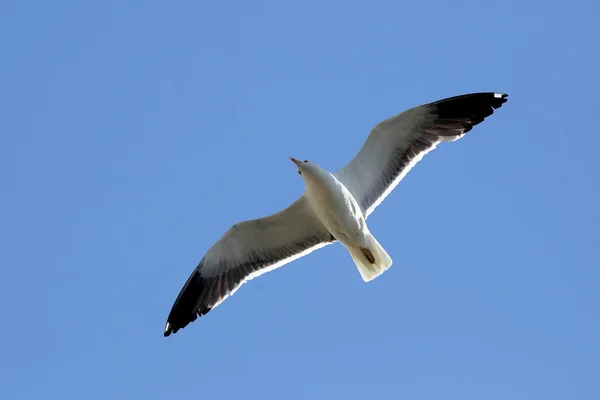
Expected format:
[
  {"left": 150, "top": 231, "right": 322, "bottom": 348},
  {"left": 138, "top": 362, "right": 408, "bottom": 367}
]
[{"left": 305, "top": 174, "right": 367, "bottom": 247}]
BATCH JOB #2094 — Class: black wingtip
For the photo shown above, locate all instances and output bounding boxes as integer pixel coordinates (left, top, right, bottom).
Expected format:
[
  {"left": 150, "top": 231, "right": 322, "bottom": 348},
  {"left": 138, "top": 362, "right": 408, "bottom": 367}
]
[
  {"left": 163, "top": 265, "right": 210, "bottom": 338},
  {"left": 491, "top": 92, "right": 509, "bottom": 107},
  {"left": 429, "top": 92, "right": 508, "bottom": 131},
  {"left": 432, "top": 92, "right": 508, "bottom": 108}
]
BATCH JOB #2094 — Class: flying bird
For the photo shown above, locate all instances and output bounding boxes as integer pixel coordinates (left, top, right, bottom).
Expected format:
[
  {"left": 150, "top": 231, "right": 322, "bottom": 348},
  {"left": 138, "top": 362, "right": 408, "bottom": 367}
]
[{"left": 164, "top": 92, "right": 508, "bottom": 336}]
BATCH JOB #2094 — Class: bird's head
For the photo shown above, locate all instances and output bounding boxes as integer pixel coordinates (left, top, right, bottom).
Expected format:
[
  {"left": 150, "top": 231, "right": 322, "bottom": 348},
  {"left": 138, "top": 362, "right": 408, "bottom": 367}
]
[
  {"left": 290, "top": 157, "right": 309, "bottom": 175},
  {"left": 290, "top": 158, "right": 328, "bottom": 188}
]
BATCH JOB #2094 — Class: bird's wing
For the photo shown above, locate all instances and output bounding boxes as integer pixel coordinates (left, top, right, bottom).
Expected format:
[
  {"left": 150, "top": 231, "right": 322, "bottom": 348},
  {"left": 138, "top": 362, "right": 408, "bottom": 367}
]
[
  {"left": 164, "top": 195, "right": 334, "bottom": 336},
  {"left": 334, "top": 92, "right": 508, "bottom": 217}
]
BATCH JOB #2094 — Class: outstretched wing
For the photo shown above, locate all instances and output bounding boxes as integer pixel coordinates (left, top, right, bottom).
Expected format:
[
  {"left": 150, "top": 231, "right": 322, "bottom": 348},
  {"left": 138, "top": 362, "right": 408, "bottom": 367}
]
[
  {"left": 164, "top": 195, "right": 335, "bottom": 336},
  {"left": 334, "top": 92, "right": 508, "bottom": 217}
]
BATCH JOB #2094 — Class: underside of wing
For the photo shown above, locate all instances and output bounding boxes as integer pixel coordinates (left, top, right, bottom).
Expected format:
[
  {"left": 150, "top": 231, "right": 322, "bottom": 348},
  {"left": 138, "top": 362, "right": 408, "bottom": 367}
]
[
  {"left": 335, "top": 92, "right": 508, "bottom": 217},
  {"left": 164, "top": 196, "right": 335, "bottom": 336}
]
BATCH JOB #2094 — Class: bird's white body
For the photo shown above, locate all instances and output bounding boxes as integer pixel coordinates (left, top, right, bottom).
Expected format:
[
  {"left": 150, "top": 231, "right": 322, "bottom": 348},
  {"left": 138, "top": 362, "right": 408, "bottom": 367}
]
[
  {"left": 300, "top": 162, "right": 368, "bottom": 248},
  {"left": 297, "top": 161, "right": 393, "bottom": 281}
]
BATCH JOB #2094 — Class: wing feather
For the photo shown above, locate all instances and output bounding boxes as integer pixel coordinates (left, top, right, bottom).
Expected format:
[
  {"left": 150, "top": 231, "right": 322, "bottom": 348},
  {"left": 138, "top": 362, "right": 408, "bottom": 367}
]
[
  {"left": 164, "top": 195, "right": 334, "bottom": 336},
  {"left": 334, "top": 92, "right": 508, "bottom": 217}
]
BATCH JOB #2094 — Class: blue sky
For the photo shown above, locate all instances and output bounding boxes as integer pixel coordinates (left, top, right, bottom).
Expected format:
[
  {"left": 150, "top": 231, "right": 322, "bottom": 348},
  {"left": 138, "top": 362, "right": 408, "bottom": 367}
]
[{"left": 2, "top": 0, "right": 599, "bottom": 398}]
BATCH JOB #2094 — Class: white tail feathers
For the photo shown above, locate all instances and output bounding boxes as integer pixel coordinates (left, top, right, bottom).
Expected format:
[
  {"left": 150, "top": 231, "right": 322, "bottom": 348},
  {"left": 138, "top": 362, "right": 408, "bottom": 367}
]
[{"left": 348, "top": 234, "right": 393, "bottom": 282}]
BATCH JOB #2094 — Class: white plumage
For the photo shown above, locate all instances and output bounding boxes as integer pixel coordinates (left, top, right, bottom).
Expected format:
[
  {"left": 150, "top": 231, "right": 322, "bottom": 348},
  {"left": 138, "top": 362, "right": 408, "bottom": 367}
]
[{"left": 164, "top": 92, "right": 508, "bottom": 337}]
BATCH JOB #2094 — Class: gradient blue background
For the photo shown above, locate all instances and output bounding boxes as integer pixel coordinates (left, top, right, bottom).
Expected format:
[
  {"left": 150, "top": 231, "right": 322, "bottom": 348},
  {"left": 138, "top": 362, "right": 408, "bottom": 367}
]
[{"left": 2, "top": 1, "right": 599, "bottom": 399}]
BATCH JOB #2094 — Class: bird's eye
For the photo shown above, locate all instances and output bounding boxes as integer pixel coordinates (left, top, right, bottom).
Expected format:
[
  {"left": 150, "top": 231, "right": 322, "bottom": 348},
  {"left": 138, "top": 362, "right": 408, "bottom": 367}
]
[{"left": 303, "top": 160, "right": 308, "bottom": 163}]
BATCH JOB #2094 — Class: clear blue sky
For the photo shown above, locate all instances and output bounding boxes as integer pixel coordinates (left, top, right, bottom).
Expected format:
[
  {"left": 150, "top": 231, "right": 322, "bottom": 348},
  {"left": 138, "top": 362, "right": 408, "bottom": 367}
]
[{"left": 2, "top": 1, "right": 599, "bottom": 399}]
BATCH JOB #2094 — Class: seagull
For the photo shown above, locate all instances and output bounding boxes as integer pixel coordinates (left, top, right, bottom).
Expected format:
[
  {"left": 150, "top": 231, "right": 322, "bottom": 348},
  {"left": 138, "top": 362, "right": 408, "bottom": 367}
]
[{"left": 164, "top": 92, "right": 508, "bottom": 336}]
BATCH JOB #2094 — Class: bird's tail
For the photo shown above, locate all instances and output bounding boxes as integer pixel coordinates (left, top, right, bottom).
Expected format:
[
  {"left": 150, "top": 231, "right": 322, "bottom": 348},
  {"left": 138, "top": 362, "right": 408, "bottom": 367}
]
[{"left": 348, "top": 234, "right": 393, "bottom": 282}]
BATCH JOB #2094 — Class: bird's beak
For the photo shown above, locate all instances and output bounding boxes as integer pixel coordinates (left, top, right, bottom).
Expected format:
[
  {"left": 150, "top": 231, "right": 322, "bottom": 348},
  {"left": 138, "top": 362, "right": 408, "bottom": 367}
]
[{"left": 290, "top": 157, "right": 302, "bottom": 175}]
